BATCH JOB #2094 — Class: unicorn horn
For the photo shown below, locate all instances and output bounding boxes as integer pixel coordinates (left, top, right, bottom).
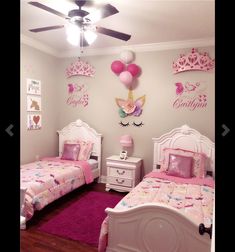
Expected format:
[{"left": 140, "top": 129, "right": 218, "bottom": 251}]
[{"left": 128, "top": 89, "right": 134, "bottom": 101}]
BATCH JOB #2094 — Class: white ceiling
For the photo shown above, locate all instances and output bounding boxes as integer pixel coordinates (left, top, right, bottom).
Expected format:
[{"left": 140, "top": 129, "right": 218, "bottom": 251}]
[{"left": 21, "top": 0, "right": 215, "bottom": 57}]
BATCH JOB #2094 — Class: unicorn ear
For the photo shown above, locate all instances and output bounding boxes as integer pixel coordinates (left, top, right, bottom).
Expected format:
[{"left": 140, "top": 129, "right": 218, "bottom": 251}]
[
  {"left": 135, "top": 95, "right": 146, "bottom": 107},
  {"left": 116, "top": 98, "right": 126, "bottom": 108}
]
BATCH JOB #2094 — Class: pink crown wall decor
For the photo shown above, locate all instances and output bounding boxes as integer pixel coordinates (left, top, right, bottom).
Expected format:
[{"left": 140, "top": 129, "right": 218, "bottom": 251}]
[
  {"left": 66, "top": 59, "right": 95, "bottom": 78},
  {"left": 172, "top": 48, "right": 215, "bottom": 74}
]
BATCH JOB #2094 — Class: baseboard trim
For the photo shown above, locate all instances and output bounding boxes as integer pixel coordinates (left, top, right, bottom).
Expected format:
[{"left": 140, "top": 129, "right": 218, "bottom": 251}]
[{"left": 100, "top": 175, "right": 107, "bottom": 184}]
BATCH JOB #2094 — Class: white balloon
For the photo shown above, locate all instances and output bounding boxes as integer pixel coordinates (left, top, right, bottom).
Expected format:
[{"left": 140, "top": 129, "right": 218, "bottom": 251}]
[{"left": 120, "top": 50, "right": 134, "bottom": 64}]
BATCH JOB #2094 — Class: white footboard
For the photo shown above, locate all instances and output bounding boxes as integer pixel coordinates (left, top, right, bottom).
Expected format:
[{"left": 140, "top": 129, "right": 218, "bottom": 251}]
[{"left": 105, "top": 203, "right": 211, "bottom": 252}]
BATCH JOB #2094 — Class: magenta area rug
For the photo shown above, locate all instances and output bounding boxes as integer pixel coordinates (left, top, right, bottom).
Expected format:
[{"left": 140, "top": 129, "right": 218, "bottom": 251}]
[{"left": 38, "top": 191, "right": 123, "bottom": 247}]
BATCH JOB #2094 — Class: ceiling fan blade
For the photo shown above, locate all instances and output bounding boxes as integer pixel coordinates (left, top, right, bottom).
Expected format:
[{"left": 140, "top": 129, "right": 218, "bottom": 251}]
[
  {"left": 29, "top": 25, "right": 64, "bottom": 33},
  {"left": 85, "top": 4, "right": 119, "bottom": 23},
  {"left": 96, "top": 27, "right": 131, "bottom": 41},
  {"left": 28, "top": 1, "right": 69, "bottom": 19}
]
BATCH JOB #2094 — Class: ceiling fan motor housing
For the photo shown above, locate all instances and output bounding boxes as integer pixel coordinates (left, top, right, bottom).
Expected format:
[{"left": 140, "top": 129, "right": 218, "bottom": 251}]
[
  {"left": 68, "top": 9, "right": 89, "bottom": 19},
  {"left": 75, "top": 0, "right": 86, "bottom": 8}
]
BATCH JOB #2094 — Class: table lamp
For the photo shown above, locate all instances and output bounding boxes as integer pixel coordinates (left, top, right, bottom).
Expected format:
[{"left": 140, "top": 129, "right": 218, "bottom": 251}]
[{"left": 119, "top": 134, "right": 133, "bottom": 159}]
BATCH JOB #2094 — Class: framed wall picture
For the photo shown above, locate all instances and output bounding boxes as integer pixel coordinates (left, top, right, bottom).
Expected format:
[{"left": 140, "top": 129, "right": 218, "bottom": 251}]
[
  {"left": 27, "top": 95, "right": 41, "bottom": 112},
  {"left": 27, "top": 113, "right": 42, "bottom": 130},
  {"left": 27, "top": 79, "right": 41, "bottom": 95}
]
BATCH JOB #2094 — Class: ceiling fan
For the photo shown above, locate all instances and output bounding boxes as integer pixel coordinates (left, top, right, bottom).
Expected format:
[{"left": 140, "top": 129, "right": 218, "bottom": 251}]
[{"left": 28, "top": 0, "right": 131, "bottom": 47}]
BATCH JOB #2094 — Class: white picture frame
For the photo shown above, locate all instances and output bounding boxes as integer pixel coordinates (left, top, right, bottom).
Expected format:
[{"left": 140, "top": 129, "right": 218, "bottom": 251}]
[
  {"left": 27, "top": 95, "right": 41, "bottom": 112},
  {"left": 119, "top": 150, "right": 127, "bottom": 160},
  {"left": 27, "top": 113, "right": 42, "bottom": 130},
  {"left": 27, "top": 79, "right": 41, "bottom": 95}
]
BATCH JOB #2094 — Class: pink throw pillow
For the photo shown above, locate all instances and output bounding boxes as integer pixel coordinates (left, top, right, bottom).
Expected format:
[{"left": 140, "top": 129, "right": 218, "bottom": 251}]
[
  {"left": 61, "top": 143, "right": 80, "bottom": 161},
  {"left": 166, "top": 154, "right": 193, "bottom": 178},
  {"left": 77, "top": 140, "right": 94, "bottom": 161},
  {"left": 161, "top": 148, "right": 206, "bottom": 178}
]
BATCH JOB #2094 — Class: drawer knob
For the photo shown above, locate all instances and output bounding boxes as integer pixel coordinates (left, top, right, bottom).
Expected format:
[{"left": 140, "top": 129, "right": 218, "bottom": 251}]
[
  {"left": 116, "top": 178, "right": 124, "bottom": 184},
  {"left": 199, "top": 223, "right": 212, "bottom": 239},
  {"left": 117, "top": 169, "right": 125, "bottom": 175}
]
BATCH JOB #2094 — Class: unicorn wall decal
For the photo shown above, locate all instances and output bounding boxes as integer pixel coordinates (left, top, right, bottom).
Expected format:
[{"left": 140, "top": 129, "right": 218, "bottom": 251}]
[
  {"left": 111, "top": 50, "right": 145, "bottom": 126},
  {"left": 116, "top": 90, "right": 145, "bottom": 118}
]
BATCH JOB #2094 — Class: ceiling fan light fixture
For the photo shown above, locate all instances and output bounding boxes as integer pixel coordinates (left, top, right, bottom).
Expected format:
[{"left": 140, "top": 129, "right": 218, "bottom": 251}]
[
  {"left": 66, "top": 24, "right": 80, "bottom": 46},
  {"left": 70, "top": 16, "right": 83, "bottom": 25},
  {"left": 84, "top": 30, "right": 97, "bottom": 45}
]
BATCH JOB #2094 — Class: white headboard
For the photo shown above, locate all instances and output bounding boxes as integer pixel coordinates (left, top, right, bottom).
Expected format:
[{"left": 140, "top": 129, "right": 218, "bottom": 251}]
[
  {"left": 152, "top": 125, "right": 215, "bottom": 176},
  {"left": 57, "top": 119, "right": 102, "bottom": 174}
]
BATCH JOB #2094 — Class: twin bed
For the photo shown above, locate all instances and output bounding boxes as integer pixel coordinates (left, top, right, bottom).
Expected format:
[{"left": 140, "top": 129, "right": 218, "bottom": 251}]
[
  {"left": 21, "top": 120, "right": 214, "bottom": 252},
  {"left": 99, "top": 124, "right": 214, "bottom": 252},
  {"left": 20, "top": 119, "right": 102, "bottom": 222}
]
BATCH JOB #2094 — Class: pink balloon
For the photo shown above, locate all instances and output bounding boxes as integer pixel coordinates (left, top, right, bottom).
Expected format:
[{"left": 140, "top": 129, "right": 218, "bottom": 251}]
[
  {"left": 119, "top": 71, "right": 133, "bottom": 88},
  {"left": 127, "top": 64, "right": 140, "bottom": 77},
  {"left": 111, "top": 60, "right": 125, "bottom": 74}
]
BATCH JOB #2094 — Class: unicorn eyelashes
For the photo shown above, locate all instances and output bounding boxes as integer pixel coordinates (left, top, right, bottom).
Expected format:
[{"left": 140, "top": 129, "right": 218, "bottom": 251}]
[
  {"left": 132, "top": 121, "right": 144, "bottom": 127},
  {"left": 119, "top": 121, "right": 130, "bottom": 127},
  {"left": 119, "top": 121, "right": 144, "bottom": 127}
]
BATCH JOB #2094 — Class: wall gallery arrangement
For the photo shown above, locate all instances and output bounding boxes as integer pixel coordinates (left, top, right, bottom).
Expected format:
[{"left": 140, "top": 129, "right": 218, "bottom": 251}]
[{"left": 26, "top": 78, "right": 42, "bottom": 130}]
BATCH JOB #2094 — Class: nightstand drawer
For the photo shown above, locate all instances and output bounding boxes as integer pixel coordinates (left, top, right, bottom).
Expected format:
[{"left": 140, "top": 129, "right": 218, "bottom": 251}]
[
  {"left": 107, "top": 176, "right": 132, "bottom": 187},
  {"left": 108, "top": 167, "right": 132, "bottom": 178}
]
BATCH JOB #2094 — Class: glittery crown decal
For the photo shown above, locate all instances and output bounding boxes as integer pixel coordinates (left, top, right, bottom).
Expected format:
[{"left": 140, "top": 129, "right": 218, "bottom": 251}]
[
  {"left": 172, "top": 48, "right": 215, "bottom": 74},
  {"left": 66, "top": 59, "right": 95, "bottom": 78}
]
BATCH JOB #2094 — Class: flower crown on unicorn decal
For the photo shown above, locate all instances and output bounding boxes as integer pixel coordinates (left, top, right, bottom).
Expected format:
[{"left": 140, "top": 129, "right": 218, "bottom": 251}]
[{"left": 116, "top": 90, "right": 145, "bottom": 118}]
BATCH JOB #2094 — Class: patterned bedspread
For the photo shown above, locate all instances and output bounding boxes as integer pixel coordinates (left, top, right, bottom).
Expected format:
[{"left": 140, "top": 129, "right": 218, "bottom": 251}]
[
  {"left": 98, "top": 171, "right": 214, "bottom": 252},
  {"left": 21, "top": 158, "right": 93, "bottom": 221}
]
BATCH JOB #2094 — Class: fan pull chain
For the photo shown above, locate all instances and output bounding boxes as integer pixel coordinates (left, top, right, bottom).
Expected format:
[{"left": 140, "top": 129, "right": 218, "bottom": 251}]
[{"left": 80, "top": 29, "right": 84, "bottom": 54}]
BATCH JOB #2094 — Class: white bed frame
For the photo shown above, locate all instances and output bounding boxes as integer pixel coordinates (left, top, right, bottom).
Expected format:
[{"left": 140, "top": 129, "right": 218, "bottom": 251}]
[
  {"left": 105, "top": 125, "right": 215, "bottom": 252},
  {"left": 57, "top": 119, "right": 102, "bottom": 180}
]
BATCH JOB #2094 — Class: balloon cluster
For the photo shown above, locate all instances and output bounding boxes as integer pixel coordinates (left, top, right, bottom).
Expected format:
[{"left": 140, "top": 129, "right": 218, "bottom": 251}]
[{"left": 111, "top": 50, "right": 141, "bottom": 89}]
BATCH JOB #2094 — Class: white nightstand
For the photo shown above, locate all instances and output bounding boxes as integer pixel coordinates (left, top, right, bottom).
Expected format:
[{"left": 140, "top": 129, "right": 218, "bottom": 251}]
[{"left": 106, "top": 155, "right": 142, "bottom": 192}]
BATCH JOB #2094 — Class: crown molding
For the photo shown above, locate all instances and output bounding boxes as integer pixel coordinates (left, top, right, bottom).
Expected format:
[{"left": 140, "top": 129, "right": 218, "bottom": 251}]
[
  {"left": 21, "top": 34, "right": 59, "bottom": 57},
  {"left": 21, "top": 34, "right": 214, "bottom": 58},
  {"left": 59, "top": 38, "right": 214, "bottom": 58}
]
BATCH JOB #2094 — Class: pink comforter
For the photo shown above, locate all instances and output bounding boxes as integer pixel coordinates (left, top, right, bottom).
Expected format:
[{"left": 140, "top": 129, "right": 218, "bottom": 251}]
[
  {"left": 98, "top": 171, "right": 214, "bottom": 252},
  {"left": 21, "top": 157, "right": 93, "bottom": 221}
]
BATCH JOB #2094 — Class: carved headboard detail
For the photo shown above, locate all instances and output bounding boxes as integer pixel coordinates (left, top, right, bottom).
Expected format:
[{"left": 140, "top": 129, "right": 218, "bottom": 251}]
[{"left": 152, "top": 125, "right": 215, "bottom": 176}]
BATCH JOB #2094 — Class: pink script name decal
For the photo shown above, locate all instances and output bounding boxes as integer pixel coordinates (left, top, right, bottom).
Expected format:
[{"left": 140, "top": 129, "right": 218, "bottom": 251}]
[
  {"left": 66, "top": 83, "right": 89, "bottom": 108},
  {"left": 173, "top": 82, "right": 207, "bottom": 111}
]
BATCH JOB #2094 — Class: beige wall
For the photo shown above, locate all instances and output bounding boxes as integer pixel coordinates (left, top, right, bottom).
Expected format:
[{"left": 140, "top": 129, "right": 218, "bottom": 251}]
[
  {"left": 56, "top": 46, "right": 214, "bottom": 177},
  {"left": 20, "top": 44, "right": 59, "bottom": 164},
  {"left": 20, "top": 44, "right": 214, "bottom": 178}
]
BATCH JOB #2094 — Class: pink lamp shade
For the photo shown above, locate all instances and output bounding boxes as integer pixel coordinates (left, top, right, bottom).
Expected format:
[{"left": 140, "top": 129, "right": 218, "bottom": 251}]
[{"left": 120, "top": 135, "right": 133, "bottom": 147}]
